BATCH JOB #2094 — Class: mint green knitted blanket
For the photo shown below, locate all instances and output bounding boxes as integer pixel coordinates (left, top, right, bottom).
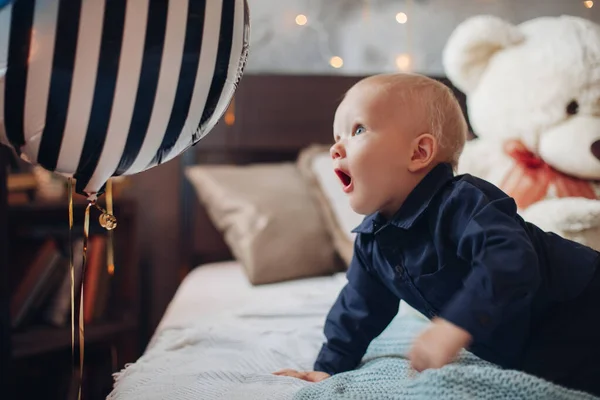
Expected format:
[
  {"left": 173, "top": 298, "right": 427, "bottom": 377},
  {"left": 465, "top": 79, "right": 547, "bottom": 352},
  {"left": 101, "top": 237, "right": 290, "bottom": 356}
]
[{"left": 293, "top": 314, "right": 598, "bottom": 400}]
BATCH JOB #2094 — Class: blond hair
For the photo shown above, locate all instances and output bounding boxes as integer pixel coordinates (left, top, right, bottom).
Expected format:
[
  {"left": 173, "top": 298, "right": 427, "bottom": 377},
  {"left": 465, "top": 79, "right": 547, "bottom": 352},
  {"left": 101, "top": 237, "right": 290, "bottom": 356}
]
[{"left": 362, "top": 73, "right": 468, "bottom": 170}]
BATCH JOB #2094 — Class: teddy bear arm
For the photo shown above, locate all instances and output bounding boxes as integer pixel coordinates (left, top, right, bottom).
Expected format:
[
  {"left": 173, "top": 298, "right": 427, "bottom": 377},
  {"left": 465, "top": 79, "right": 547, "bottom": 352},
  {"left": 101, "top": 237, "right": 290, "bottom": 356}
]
[{"left": 521, "top": 198, "right": 600, "bottom": 251}]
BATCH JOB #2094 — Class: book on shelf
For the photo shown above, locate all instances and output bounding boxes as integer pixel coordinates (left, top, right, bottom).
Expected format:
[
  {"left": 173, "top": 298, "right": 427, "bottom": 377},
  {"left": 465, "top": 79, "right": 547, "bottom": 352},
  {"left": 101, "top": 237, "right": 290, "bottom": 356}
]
[
  {"left": 82, "top": 235, "right": 111, "bottom": 324},
  {"left": 11, "top": 235, "right": 113, "bottom": 331},
  {"left": 43, "top": 238, "right": 84, "bottom": 327},
  {"left": 10, "top": 239, "right": 64, "bottom": 329}
]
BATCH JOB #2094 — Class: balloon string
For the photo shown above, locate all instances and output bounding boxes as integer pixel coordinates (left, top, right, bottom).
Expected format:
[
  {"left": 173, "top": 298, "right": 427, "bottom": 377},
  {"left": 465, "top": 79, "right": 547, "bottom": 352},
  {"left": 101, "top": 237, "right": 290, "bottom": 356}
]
[
  {"left": 68, "top": 178, "right": 76, "bottom": 388},
  {"left": 78, "top": 200, "right": 93, "bottom": 400},
  {"left": 66, "top": 184, "right": 116, "bottom": 400},
  {"left": 106, "top": 179, "right": 114, "bottom": 276}
]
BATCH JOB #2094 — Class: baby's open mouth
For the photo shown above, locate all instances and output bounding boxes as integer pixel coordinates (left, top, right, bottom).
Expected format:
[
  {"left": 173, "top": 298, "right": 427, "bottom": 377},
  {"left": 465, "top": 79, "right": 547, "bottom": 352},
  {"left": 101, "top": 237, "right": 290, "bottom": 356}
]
[{"left": 335, "top": 169, "right": 352, "bottom": 190}]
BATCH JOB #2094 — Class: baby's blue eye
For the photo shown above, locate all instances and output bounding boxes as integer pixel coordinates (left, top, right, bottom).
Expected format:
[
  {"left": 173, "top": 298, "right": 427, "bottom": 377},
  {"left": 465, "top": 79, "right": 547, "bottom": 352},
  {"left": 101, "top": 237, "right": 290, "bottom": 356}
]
[{"left": 354, "top": 125, "right": 366, "bottom": 136}]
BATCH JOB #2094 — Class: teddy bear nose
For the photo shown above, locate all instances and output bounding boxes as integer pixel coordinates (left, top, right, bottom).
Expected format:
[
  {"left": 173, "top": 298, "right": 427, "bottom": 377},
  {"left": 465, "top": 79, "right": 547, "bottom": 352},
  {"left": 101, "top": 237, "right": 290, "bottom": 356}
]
[{"left": 592, "top": 140, "right": 600, "bottom": 161}]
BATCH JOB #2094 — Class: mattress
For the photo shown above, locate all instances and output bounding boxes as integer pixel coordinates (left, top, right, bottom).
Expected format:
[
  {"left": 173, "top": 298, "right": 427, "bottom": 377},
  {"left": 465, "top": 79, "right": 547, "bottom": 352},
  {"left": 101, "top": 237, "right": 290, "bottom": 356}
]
[{"left": 108, "top": 261, "right": 351, "bottom": 399}]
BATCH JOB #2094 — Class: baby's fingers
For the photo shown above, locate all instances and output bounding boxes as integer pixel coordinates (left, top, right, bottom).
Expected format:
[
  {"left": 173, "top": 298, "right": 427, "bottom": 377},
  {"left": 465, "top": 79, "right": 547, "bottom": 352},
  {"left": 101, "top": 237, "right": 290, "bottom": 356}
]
[
  {"left": 273, "top": 369, "right": 330, "bottom": 382},
  {"left": 273, "top": 369, "right": 300, "bottom": 377},
  {"left": 273, "top": 369, "right": 309, "bottom": 380}
]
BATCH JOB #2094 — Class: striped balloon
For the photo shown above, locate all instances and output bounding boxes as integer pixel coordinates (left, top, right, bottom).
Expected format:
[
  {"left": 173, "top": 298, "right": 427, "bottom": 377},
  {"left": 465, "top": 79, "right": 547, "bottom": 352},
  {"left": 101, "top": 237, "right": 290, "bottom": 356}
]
[{"left": 0, "top": 0, "right": 249, "bottom": 198}]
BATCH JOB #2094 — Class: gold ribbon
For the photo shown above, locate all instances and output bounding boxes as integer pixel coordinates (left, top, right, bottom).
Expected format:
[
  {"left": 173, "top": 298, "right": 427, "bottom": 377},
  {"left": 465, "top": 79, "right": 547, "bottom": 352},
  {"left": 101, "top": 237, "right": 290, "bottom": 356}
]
[
  {"left": 68, "top": 179, "right": 77, "bottom": 397},
  {"left": 106, "top": 179, "right": 115, "bottom": 276},
  {"left": 79, "top": 201, "right": 92, "bottom": 400},
  {"left": 68, "top": 179, "right": 117, "bottom": 400}
]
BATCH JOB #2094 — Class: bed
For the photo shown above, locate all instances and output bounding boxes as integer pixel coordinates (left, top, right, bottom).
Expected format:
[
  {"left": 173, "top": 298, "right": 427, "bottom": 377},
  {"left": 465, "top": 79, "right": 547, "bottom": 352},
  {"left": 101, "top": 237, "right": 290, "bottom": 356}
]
[{"left": 107, "top": 74, "right": 596, "bottom": 400}]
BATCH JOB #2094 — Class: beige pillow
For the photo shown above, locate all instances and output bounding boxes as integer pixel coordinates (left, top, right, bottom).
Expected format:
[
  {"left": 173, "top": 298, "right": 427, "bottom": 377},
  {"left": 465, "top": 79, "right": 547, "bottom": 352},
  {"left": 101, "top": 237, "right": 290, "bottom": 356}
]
[
  {"left": 185, "top": 163, "right": 341, "bottom": 285},
  {"left": 297, "top": 145, "right": 364, "bottom": 267}
]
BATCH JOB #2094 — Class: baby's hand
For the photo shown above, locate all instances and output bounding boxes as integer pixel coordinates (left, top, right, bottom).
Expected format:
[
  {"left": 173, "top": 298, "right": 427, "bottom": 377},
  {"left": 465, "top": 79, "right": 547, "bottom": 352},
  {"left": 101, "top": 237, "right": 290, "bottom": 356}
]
[
  {"left": 408, "top": 317, "right": 472, "bottom": 372},
  {"left": 273, "top": 369, "right": 331, "bottom": 382}
]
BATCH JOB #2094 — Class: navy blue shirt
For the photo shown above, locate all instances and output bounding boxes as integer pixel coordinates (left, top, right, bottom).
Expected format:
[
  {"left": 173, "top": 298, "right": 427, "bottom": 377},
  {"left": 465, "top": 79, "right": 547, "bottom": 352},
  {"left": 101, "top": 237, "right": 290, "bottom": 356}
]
[{"left": 314, "top": 162, "right": 599, "bottom": 374}]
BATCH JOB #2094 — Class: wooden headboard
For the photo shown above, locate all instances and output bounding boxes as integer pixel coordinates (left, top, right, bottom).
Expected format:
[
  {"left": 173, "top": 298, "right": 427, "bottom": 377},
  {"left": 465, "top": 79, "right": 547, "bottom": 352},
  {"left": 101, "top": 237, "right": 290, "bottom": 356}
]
[{"left": 180, "top": 73, "right": 470, "bottom": 270}]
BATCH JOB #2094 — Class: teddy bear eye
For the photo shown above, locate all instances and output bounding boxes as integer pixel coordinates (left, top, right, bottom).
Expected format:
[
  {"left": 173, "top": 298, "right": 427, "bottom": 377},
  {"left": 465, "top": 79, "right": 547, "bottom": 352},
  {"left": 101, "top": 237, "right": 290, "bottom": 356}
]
[{"left": 566, "top": 100, "right": 579, "bottom": 115}]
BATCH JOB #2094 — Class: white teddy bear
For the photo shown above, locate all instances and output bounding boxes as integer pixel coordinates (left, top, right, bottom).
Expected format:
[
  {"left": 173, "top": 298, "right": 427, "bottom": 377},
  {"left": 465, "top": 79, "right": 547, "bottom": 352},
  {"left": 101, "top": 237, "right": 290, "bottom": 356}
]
[{"left": 443, "top": 14, "right": 600, "bottom": 251}]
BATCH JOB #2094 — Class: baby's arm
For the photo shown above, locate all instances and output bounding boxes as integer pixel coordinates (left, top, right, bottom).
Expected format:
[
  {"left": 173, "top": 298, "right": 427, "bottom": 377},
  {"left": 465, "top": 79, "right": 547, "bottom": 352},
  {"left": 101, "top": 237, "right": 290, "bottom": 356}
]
[
  {"left": 314, "top": 236, "right": 400, "bottom": 375},
  {"left": 411, "top": 184, "right": 541, "bottom": 371},
  {"left": 441, "top": 184, "right": 541, "bottom": 352},
  {"left": 445, "top": 191, "right": 539, "bottom": 338}
]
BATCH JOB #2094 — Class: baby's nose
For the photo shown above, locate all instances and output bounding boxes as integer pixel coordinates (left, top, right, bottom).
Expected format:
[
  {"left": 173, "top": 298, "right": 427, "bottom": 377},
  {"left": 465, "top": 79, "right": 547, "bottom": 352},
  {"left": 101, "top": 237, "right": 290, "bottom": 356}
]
[
  {"left": 330, "top": 143, "right": 345, "bottom": 159},
  {"left": 592, "top": 140, "right": 600, "bottom": 161}
]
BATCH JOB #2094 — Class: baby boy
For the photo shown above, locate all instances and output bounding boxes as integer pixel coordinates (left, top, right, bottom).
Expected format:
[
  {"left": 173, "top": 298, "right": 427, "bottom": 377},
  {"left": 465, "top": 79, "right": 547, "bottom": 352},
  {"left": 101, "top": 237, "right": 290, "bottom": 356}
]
[{"left": 275, "top": 73, "right": 600, "bottom": 397}]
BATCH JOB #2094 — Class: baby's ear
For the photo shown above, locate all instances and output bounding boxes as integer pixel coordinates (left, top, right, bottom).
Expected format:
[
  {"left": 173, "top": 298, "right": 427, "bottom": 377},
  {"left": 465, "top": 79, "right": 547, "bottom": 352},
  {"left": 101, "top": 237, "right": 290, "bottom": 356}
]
[{"left": 442, "top": 15, "right": 524, "bottom": 94}]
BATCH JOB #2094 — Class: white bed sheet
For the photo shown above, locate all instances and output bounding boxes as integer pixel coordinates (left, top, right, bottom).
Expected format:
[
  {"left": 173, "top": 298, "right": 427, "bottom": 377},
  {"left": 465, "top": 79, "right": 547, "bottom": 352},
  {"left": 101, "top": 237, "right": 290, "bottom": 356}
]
[
  {"left": 109, "top": 261, "right": 348, "bottom": 400},
  {"left": 153, "top": 260, "right": 347, "bottom": 341}
]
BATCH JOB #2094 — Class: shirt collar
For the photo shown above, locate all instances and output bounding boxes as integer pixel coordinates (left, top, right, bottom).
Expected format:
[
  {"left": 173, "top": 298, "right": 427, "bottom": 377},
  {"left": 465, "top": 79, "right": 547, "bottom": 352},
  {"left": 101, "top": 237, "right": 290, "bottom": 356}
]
[{"left": 352, "top": 163, "right": 455, "bottom": 234}]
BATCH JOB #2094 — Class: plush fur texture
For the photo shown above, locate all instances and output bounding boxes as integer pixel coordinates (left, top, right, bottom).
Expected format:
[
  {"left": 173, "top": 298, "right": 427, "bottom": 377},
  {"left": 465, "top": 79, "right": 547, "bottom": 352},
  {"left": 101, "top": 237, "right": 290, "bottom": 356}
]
[{"left": 443, "top": 15, "right": 600, "bottom": 251}]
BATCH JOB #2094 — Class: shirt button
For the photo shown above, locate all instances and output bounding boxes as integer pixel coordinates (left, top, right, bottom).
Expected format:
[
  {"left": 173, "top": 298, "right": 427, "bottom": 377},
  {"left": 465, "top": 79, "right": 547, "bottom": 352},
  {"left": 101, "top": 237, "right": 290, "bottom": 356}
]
[{"left": 395, "top": 265, "right": 404, "bottom": 274}]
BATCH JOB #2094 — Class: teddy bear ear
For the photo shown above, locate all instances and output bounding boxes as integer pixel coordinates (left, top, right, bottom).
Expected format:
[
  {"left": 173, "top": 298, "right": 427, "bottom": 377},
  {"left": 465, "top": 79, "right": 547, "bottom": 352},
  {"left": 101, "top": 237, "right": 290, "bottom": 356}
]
[{"left": 443, "top": 15, "right": 524, "bottom": 94}]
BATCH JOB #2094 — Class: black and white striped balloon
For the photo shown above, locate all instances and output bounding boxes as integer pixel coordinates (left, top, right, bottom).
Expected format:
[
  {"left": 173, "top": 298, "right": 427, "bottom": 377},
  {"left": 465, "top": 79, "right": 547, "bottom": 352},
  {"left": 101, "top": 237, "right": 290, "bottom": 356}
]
[{"left": 0, "top": 0, "right": 249, "bottom": 198}]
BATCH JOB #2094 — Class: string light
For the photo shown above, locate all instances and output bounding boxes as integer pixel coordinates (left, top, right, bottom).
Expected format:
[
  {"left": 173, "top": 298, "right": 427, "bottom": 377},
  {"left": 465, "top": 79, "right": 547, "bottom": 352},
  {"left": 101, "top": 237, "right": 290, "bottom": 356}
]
[
  {"left": 294, "top": 7, "right": 342, "bottom": 69},
  {"left": 330, "top": 56, "right": 344, "bottom": 68},
  {"left": 293, "top": 2, "right": 415, "bottom": 71},
  {"left": 295, "top": 14, "right": 308, "bottom": 26},
  {"left": 396, "top": 12, "right": 408, "bottom": 24},
  {"left": 584, "top": 1, "right": 594, "bottom": 8},
  {"left": 395, "top": 54, "right": 412, "bottom": 72}
]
